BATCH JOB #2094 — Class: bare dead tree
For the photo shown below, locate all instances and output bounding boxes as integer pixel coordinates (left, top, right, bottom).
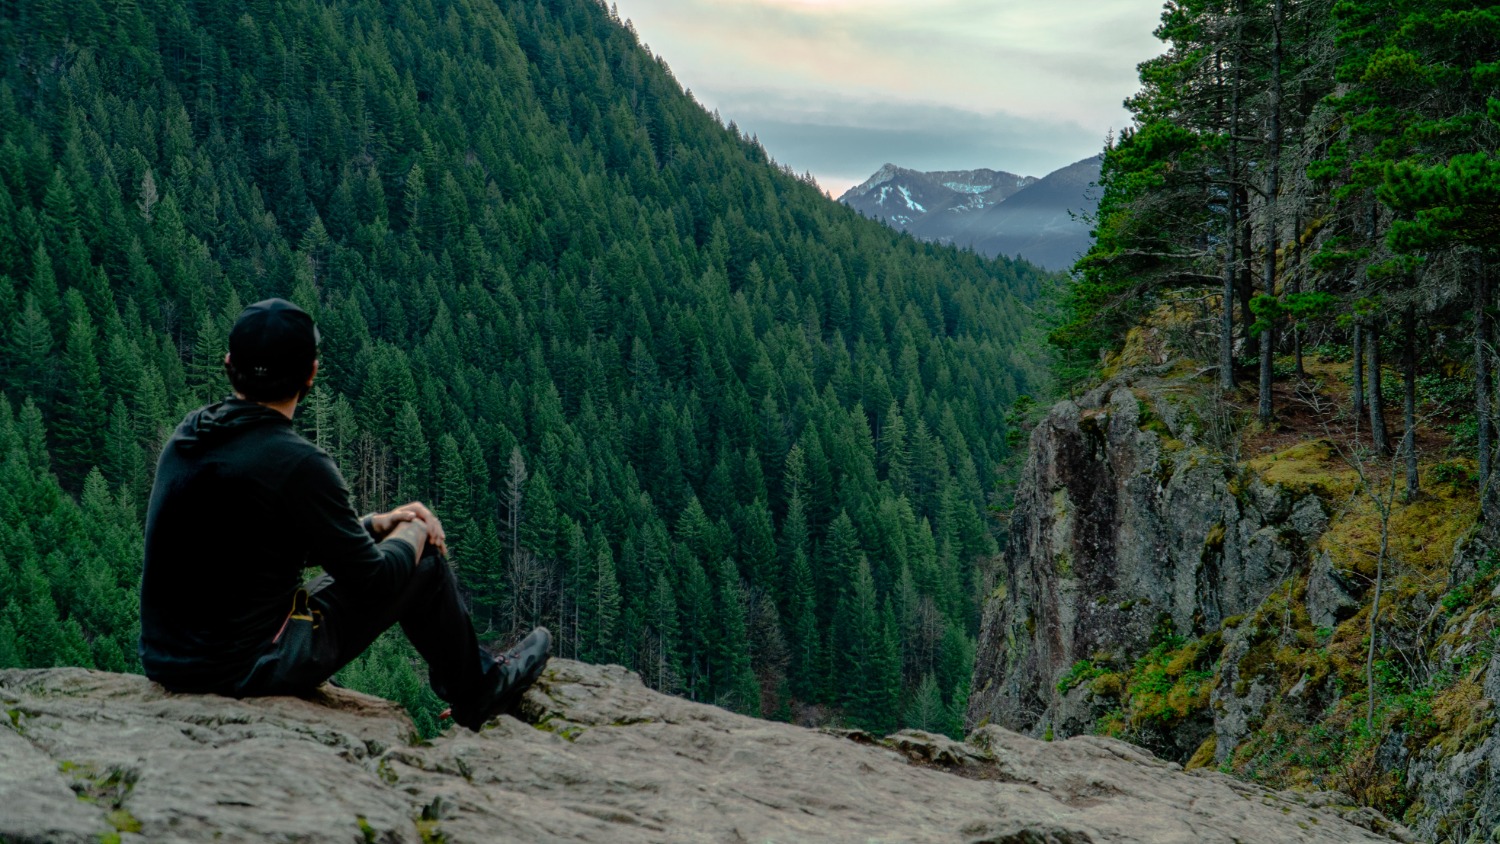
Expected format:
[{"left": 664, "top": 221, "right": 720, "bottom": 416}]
[{"left": 1293, "top": 373, "right": 1401, "bottom": 733}]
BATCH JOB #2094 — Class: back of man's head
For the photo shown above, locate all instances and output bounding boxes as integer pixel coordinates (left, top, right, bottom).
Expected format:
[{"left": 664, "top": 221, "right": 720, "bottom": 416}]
[{"left": 226, "top": 298, "right": 320, "bottom": 402}]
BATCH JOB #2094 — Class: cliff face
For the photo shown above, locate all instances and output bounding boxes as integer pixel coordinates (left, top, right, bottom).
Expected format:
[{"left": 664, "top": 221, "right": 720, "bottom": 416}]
[
  {"left": 0, "top": 660, "right": 1405, "bottom": 843},
  {"left": 968, "top": 364, "right": 1498, "bottom": 842},
  {"left": 969, "top": 377, "right": 1324, "bottom": 751}
]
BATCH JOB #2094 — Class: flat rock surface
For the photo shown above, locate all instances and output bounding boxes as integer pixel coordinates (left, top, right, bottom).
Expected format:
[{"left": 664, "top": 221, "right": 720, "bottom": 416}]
[{"left": 0, "top": 661, "right": 1407, "bottom": 843}]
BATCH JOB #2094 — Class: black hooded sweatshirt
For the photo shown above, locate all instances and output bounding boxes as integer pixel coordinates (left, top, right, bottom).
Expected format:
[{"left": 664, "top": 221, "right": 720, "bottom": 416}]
[{"left": 139, "top": 399, "right": 416, "bottom": 693}]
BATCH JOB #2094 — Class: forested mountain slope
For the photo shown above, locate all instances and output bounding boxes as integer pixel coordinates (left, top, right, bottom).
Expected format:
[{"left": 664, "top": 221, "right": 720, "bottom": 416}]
[
  {"left": 974, "top": 0, "right": 1500, "bottom": 838},
  {"left": 0, "top": 0, "right": 1051, "bottom": 737}
]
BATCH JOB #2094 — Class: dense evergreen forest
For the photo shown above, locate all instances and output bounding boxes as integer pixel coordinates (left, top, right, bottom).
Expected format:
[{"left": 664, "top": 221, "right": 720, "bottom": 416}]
[
  {"left": 1057, "top": 0, "right": 1500, "bottom": 473},
  {"left": 0, "top": 0, "right": 1050, "bottom": 736}
]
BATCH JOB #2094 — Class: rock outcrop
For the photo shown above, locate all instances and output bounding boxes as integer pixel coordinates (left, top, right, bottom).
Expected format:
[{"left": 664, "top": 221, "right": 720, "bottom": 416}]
[
  {"left": 964, "top": 361, "right": 1500, "bottom": 840},
  {"left": 968, "top": 378, "right": 1326, "bottom": 747},
  {"left": 0, "top": 660, "right": 1405, "bottom": 843}
]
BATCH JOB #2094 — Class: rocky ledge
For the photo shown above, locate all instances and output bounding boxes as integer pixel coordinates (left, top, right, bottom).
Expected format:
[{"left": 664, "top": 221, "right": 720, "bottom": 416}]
[{"left": 1, "top": 661, "right": 1406, "bottom": 843}]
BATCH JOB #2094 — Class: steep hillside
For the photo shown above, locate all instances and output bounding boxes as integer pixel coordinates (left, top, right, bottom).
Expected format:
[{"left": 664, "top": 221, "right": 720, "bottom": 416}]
[
  {"left": 0, "top": 661, "right": 1410, "bottom": 843},
  {"left": 996, "top": 2, "right": 1500, "bottom": 838},
  {"left": 970, "top": 309, "right": 1496, "bottom": 840},
  {"left": 966, "top": 156, "right": 1101, "bottom": 272},
  {"left": 840, "top": 158, "right": 1099, "bottom": 270},
  {"left": 0, "top": 0, "right": 1052, "bottom": 738}
]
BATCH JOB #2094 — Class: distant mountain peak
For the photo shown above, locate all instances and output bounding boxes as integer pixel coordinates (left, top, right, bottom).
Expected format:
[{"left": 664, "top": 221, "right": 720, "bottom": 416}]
[
  {"left": 839, "top": 157, "right": 1100, "bottom": 271},
  {"left": 846, "top": 162, "right": 907, "bottom": 197}
]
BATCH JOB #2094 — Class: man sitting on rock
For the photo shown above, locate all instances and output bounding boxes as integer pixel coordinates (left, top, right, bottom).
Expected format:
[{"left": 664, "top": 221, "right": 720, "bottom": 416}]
[{"left": 139, "top": 297, "right": 549, "bottom": 730}]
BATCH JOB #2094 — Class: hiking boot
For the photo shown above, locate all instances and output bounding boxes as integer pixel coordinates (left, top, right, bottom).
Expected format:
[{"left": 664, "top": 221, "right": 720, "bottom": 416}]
[{"left": 459, "top": 626, "right": 551, "bottom": 731}]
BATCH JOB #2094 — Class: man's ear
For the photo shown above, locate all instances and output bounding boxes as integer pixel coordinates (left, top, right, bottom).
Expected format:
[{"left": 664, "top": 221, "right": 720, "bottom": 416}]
[{"left": 307, "top": 359, "right": 319, "bottom": 387}]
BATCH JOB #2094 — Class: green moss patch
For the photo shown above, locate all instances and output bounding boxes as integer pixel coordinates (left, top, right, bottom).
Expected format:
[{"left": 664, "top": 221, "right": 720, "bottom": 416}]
[
  {"left": 104, "top": 809, "right": 141, "bottom": 834},
  {"left": 1056, "top": 660, "right": 1108, "bottom": 694},
  {"left": 1245, "top": 440, "right": 1358, "bottom": 501}
]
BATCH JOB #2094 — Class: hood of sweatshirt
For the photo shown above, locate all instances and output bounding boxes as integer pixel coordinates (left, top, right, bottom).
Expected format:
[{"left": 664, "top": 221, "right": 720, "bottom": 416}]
[{"left": 173, "top": 399, "right": 290, "bottom": 452}]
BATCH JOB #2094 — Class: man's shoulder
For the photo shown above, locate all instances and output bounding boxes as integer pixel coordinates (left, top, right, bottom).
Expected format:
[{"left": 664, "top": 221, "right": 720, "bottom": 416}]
[
  {"left": 195, "top": 413, "right": 329, "bottom": 487},
  {"left": 279, "top": 436, "right": 345, "bottom": 483},
  {"left": 226, "top": 418, "right": 324, "bottom": 461}
]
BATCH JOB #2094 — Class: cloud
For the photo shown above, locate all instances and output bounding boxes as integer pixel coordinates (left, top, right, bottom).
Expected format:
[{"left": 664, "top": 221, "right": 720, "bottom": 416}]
[
  {"left": 713, "top": 91, "right": 1107, "bottom": 197},
  {"left": 616, "top": 0, "right": 1162, "bottom": 192}
]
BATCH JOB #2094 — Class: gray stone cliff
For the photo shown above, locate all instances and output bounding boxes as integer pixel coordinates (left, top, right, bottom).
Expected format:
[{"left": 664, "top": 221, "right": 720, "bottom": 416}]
[
  {"left": 966, "top": 370, "right": 1500, "bottom": 841},
  {"left": 968, "top": 379, "right": 1325, "bottom": 755}
]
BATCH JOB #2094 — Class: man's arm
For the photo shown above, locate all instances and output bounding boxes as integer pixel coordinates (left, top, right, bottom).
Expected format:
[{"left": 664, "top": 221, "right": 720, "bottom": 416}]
[
  {"left": 289, "top": 453, "right": 419, "bottom": 592},
  {"left": 363, "top": 502, "right": 447, "bottom": 556},
  {"left": 383, "top": 516, "right": 428, "bottom": 560}
]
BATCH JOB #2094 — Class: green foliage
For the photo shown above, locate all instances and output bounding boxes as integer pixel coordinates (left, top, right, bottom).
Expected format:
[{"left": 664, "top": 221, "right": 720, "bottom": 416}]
[
  {"left": 1056, "top": 659, "right": 1107, "bottom": 694},
  {"left": 1052, "top": 119, "right": 1207, "bottom": 372}
]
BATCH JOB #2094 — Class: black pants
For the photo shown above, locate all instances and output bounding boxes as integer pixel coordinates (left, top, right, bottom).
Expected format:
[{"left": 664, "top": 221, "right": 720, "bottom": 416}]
[{"left": 232, "top": 548, "right": 502, "bottom": 725}]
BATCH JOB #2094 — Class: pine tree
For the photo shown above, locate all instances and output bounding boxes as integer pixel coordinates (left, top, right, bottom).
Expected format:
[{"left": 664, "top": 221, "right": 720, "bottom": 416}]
[
  {"left": 54, "top": 296, "right": 104, "bottom": 484},
  {"left": 679, "top": 556, "right": 714, "bottom": 702},
  {"left": 589, "top": 544, "right": 621, "bottom": 664},
  {"left": 15, "top": 555, "right": 92, "bottom": 668},
  {"left": 740, "top": 498, "right": 778, "bottom": 602},
  {"left": 821, "top": 510, "right": 862, "bottom": 612},
  {"left": 434, "top": 434, "right": 471, "bottom": 523},
  {"left": 393, "top": 402, "right": 429, "bottom": 504},
  {"left": 881, "top": 401, "right": 911, "bottom": 497},
  {"left": 0, "top": 607, "right": 22, "bottom": 669},
  {"left": 102, "top": 399, "right": 147, "bottom": 504},
  {"left": 187, "top": 308, "right": 229, "bottom": 402},
  {"left": 5, "top": 293, "right": 53, "bottom": 402},
  {"left": 645, "top": 571, "right": 682, "bottom": 693},
  {"left": 835, "top": 556, "right": 886, "bottom": 733},
  {"left": 905, "top": 672, "right": 945, "bottom": 734},
  {"left": 785, "top": 548, "right": 821, "bottom": 700},
  {"left": 713, "top": 557, "right": 760, "bottom": 716}
]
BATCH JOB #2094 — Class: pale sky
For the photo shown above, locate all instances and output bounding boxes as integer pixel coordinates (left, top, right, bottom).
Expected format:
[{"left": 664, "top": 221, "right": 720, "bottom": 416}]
[{"left": 613, "top": 0, "right": 1166, "bottom": 196}]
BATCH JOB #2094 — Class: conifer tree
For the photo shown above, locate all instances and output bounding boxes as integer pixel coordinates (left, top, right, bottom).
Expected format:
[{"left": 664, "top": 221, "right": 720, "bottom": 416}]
[
  {"left": 714, "top": 557, "right": 760, "bottom": 716},
  {"left": 645, "top": 571, "right": 682, "bottom": 693},
  {"left": 54, "top": 296, "right": 104, "bottom": 483},
  {"left": 102, "top": 399, "right": 146, "bottom": 504},
  {"left": 835, "top": 556, "right": 888, "bottom": 733},
  {"left": 589, "top": 543, "right": 621, "bottom": 665},
  {"left": 680, "top": 556, "right": 715, "bottom": 702},
  {"left": 15, "top": 555, "right": 91, "bottom": 668},
  {"left": 785, "top": 547, "right": 821, "bottom": 700},
  {"left": 906, "top": 672, "right": 945, "bottom": 734},
  {"left": 393, "top": 402, "right": 429, "bottom": 504},
  {"left": 5, "top": 294, "right": 52, "bottom": 400}
]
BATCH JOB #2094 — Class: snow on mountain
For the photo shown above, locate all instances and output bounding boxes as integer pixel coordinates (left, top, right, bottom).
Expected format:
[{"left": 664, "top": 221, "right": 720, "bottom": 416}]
[{"left": 838, "top": 157, "right": 1100, "bottom": 271}]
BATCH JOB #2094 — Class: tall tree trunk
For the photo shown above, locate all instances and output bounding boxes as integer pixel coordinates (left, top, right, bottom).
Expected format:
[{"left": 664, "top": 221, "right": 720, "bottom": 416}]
[
  {"left": 1403, "top": 306, "right": 1418, "bottom": 501},
  {"left": 1239, "top": 209, "right": 1256, "bottom": 359},
  {"left": 1478, "top": 266, "right": 1491, "bottom": 488},
  {"left": 1220, "top": 51, "right": 1241, "bottom": 393},
  {"left": 1365, "top": 507, "right": 1390, "bottom": 735},
  {"left": 1259, "top": 326, "right": 1275, "bottom": 424},
  {"left": 1257, "top": 0, "right": 1282, "bottom": 426},
  {"left": 1292, "top": 212, "right": 1305, "bottom": 377},
  {"left": 1352, "top": 321, "right": 1366, "bottom": 424},
  {"left": 1367, "top": 320, "right": 1391, "bottom": 455}
]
